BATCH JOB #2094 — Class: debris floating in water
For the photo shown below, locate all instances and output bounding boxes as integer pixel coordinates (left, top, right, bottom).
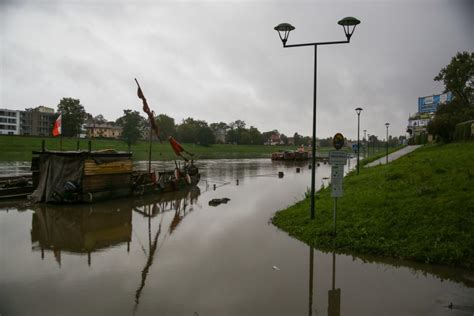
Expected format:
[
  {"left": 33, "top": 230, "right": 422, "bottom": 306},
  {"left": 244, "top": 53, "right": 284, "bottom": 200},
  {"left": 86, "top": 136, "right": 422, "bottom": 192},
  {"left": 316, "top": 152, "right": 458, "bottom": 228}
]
[
  {"left": 208, "top": 198, "right": 231, "bottom": 207},
  {"left": 272, "top": 266, "right": 280, "bottom": 271}
]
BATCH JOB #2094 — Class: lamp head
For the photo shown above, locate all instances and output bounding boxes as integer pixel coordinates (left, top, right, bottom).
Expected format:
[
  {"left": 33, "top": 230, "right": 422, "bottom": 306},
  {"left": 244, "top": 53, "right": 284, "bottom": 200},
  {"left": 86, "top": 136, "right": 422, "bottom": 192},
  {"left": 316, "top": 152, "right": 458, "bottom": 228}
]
[
  {"left": 274, "top": 23, "right": 295, "bottom": 45},
  {"left": 385, "top": 122, "right": 390, "bottom": 128},
  {"left": 355, "top": 107, "right": 363, "bottom": 115},
  {"left": 337, "top": 17, "right": 360, "bottom": 41}
]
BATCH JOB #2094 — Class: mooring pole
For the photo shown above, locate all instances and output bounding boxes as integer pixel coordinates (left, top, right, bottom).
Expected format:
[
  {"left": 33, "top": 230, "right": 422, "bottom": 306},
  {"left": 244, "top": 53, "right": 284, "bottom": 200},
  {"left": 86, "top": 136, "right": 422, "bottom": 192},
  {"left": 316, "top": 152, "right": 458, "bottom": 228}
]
[
  {"left": 76, "top": 140, "right": 80, "bottom": 150},
  {"left": 41, "top": 140, "right": 45, "bottom": 152},
  {"left": 148, "top": 125, "right": 152, "bottom": 173},
  {"left": 60, "top": 135, "right": 63, "bottom": 151}
]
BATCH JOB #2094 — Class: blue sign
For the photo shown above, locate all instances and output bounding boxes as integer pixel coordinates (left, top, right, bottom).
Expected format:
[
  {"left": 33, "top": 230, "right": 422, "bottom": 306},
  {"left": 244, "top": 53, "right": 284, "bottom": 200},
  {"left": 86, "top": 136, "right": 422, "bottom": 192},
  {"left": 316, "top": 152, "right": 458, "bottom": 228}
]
[
  {"left": 352, "top": 143, "right": 358, "bottom": 153},
  {"left": 418, "top": 92, "right": 452, "bottom": 113}
]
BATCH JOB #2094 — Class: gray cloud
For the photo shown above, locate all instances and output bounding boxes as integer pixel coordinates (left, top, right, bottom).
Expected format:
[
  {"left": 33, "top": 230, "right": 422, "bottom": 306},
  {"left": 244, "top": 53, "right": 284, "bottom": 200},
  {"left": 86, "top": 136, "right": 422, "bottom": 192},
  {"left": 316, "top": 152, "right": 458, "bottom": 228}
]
[{"left": 1, "top": 0, "right": 473, "bottom": 139}]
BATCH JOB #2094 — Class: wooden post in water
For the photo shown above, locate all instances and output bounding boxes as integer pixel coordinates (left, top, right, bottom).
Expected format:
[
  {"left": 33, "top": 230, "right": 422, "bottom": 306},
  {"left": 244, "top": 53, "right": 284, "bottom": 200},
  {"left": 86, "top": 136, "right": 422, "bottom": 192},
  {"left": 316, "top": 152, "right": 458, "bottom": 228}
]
[
  {"left": 76, "top": 140, "right": 80, "bottom": 150},
  {"left": 88, "top": 140, "right": 92, "bottom": 153},
  {"left": 41, "top": 140, "right": 45, "bottom": 152},
  {"left": 148, "top": 125, "right": 152, "bottom": 173}
]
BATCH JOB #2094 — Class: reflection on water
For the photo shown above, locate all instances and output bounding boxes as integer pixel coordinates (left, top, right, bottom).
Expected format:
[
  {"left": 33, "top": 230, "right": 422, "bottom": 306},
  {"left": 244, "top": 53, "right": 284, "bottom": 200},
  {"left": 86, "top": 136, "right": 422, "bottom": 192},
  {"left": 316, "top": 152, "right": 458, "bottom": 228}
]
[
  {"left": 1, "top": 159, "right": 473, "bottom": 316},
  {"left": 131, "top": 187, "right": 201, "bottom": 313},
  {"left": 31, "top": 205, "right": 132, "bottom": 266}
]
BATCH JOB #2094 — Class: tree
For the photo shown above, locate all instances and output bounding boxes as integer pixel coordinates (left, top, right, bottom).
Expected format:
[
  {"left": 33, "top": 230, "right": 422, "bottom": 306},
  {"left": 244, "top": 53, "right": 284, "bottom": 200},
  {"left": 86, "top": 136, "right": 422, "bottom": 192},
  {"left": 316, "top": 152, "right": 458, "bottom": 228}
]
[
  {"left": 93, "top": 114, "right": 107, "bottom": 124},
  {"left": 428, "top": 98, "right": 474, "bottom": 142},
  {"left": 197, "top": 126, "right": 215, "bottom": 146},
  {"left": 116, "top": 110, "right": 144, "bottom": 147},
  {"left": 247, "top": 126, "right": 263, "bottom": 145},
  {"left": 155, "top": 114, "right": 176, "bottom": 139},
  {"left": 210, "top": 122, "right": 229, "bottom": 132},
  {"left": 57, "top": 98, "right": 87, "bottom": 137},
  {"left": 176, "top": 118, "right": 215, "bottom": 145},
  {"left": 429, "top": 52, "right": 474, "bottom": 142},
  {"left": 434, "top": 51, "right": 473, "bottom": 105},
  {"left": 293, "top": 132, "right": 303, "bottom": 146}
]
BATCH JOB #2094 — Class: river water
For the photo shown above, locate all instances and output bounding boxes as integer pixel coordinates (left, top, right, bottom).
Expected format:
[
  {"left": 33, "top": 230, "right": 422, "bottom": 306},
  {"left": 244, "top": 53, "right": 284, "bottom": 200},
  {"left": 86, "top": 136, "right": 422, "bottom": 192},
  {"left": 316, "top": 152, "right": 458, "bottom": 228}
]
[{"left": 0, "top": 159, "right": 473, "bottom": 316}]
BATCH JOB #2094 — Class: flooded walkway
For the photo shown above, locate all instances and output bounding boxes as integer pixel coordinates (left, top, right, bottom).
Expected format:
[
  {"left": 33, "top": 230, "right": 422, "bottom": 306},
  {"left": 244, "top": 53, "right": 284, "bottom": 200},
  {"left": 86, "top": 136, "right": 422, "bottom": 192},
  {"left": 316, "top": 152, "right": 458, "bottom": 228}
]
[
  {"left": 365, "top": 145, "right": 423, "bottom": 167},
  {"left": 0, "top": 159, "right": 472, "bottom": 316}
]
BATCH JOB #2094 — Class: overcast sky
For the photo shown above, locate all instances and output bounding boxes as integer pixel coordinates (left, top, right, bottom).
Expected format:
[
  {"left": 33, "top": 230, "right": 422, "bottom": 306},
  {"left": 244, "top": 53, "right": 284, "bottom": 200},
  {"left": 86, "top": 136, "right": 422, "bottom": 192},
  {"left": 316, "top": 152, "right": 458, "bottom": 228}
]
[{"left": 1, "top": 0, "right": 473, "bottom": 139}]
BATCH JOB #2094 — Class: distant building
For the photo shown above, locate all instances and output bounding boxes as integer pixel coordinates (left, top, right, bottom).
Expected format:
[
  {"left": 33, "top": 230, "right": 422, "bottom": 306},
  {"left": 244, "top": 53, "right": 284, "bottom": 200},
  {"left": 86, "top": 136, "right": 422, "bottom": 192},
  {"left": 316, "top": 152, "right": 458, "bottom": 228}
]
[
  {"left": 20, "top": 106, "right": 57, "bottom": 136},
  {"left": 407, "top": 92, "right": 453, "bottom": 142},
  {"left": 264, "top": 132, "right": 283, "bottom": 145},
  {"left": 287, "top": 137, "right": 295, "bottom": 145},
  {"left": 406, "top": 112, "right": 432, "bottom": 138},
  {"left": 214, "top": 128, "right": 226, "bottom": 144},
  {"left": 85, "top": 122, "right": 122, "bottom": 139},
  {"left": 0, "top": 108, "right": 21, "bottom": 135}
]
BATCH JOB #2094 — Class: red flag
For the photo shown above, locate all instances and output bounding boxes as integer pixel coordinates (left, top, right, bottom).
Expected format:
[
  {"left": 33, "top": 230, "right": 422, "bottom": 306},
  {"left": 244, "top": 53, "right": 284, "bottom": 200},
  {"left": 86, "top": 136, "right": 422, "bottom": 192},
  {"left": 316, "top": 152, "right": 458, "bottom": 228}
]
[
  {"left": 135, "top": 79, "right": 160, "bottom": 140},
  {"left": 52, "top": 114, "right": 62, "bottom": 137},
  {"left": 137, "top": 86, "right": 145, "bottom": 100},
  {"left": 168, "top": 136, "right": 184, "bottom": 156}
]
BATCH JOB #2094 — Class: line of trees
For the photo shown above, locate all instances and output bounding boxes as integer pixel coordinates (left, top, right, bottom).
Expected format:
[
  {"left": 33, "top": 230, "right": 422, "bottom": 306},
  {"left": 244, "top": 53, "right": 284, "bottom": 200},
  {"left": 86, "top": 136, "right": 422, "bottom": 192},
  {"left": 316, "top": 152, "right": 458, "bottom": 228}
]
[
  {"left": 55, "top": 101, "right": 407, "bottom": 148},
  {"left": 53, "top": 99, "right": 315, "bottom": 147}
]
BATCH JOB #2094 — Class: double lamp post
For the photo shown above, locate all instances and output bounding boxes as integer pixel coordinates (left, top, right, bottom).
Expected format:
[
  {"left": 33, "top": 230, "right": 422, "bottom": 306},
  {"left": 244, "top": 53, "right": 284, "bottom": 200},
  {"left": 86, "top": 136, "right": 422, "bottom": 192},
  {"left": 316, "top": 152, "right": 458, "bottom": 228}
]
[{"left": 274, "top": 17, "right": 361, "bottom": 220}]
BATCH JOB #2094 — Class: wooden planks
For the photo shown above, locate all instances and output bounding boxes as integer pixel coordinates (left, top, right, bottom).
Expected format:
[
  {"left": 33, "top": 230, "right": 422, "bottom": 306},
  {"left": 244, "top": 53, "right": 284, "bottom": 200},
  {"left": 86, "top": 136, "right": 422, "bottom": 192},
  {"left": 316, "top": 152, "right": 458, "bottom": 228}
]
[
  {"left": 84, "top": 159, "right": 133, "bottom": 176},
  {"left": 82, "top": 173, "right": 132, "bottom": 192}
]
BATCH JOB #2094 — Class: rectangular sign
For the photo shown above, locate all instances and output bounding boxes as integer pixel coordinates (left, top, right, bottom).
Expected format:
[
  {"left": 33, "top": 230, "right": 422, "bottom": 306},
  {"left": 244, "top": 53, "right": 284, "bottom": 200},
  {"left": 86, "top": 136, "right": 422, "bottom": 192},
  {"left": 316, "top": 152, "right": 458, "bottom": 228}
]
[
  {"left": 418, "top": 92, "right": 452, "bottom": 113},
  {"left": 331, "top": 164, "right": 344, "bottom": 197},
  {"left": 329, "top": 151, "right": 347, "bottom": 165}
]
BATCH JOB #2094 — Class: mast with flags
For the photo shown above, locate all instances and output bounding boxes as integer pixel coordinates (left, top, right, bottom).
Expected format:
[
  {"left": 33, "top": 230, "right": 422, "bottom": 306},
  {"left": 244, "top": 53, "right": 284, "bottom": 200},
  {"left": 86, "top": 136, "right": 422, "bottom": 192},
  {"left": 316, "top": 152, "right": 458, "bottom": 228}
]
[
  {"left": 135, "top": 79, "right": 160, "bottom": 173},
  {"left": 52, "top": 113, "right": 62, "bottom": 150}
]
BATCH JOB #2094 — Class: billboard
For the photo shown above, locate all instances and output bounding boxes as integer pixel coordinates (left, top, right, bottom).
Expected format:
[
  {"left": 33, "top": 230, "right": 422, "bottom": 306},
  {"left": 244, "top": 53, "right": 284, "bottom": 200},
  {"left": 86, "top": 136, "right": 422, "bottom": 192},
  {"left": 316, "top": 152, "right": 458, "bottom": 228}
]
[{"left": 418, "top": 92, "right": 452, "bottom": 113}]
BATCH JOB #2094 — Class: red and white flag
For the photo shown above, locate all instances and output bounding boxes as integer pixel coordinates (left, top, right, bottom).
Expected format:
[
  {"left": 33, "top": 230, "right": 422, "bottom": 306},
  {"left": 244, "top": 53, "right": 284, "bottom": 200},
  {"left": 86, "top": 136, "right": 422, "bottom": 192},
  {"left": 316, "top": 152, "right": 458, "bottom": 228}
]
[{"left": 52, "top": 113, "right": 62, "bottom": 136}]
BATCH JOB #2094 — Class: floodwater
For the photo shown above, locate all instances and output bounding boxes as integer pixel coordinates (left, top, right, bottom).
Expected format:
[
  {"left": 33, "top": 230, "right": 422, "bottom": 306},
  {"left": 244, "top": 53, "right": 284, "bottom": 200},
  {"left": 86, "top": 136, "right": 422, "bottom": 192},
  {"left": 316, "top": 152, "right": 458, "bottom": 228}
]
[{"left": 0, "top": 159, "right": 473, "bottom": 316}]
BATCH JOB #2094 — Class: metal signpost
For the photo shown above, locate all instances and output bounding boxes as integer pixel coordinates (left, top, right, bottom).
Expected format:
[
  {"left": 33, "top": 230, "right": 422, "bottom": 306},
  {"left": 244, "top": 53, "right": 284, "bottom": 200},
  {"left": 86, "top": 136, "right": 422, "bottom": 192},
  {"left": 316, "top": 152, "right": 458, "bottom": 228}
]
[{"left": 330, "top": 133, "right": 347, "bottom": 235}]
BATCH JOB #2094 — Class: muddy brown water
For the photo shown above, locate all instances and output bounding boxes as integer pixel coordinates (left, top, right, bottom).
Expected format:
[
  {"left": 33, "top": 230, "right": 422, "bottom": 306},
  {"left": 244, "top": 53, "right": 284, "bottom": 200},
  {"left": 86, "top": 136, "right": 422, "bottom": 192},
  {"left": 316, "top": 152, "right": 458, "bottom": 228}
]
[{"left": 0, "top": 159, "right": 473, "bottom": 316}]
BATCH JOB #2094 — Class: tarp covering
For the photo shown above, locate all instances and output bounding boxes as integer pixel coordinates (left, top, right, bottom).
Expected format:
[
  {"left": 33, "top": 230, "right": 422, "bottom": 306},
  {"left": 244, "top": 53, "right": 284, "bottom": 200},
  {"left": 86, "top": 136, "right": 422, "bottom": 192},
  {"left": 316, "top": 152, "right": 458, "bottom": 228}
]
[{"left": 31, "top": 154, "right": 85, "bottom": 203}]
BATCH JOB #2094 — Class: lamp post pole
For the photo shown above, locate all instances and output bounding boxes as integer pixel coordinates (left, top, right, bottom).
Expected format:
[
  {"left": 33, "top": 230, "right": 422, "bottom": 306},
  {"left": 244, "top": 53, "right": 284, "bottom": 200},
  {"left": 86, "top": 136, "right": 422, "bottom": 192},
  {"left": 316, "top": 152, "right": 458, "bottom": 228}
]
[
  {"left": 385, "top": 122, "right": 390, "bottom": 164},
  {"left": 355, "top": 107, "right": 362, "bottom": 174},
  {"left": 274, "top": 17, "right": 360, "bottom": 220}
]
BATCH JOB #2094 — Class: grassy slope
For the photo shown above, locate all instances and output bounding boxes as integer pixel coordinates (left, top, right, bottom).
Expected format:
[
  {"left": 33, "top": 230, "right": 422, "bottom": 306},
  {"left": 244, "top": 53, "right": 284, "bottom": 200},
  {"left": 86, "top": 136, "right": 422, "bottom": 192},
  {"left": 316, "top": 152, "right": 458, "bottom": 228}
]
[
  {"left": 273, "top": 143, "right": 474, "bottom": 268},
  {"left": 0, "top": 135, "right": 336, "bottom": 161}
]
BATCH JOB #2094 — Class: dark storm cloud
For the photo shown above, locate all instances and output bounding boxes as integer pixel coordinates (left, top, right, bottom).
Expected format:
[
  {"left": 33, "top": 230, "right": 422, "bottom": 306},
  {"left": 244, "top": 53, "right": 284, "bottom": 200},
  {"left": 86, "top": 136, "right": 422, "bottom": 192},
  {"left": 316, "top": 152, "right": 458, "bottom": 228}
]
[{"left": 1, "top": 0, "right": 473, "bottom": 139}]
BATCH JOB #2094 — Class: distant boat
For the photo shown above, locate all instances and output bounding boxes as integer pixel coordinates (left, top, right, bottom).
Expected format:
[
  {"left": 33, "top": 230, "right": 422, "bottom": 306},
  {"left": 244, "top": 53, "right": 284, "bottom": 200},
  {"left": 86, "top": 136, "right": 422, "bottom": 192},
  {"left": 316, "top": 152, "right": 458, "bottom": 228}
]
[{"left": 271, "top": 146, "right": 310, "bottom": 161}]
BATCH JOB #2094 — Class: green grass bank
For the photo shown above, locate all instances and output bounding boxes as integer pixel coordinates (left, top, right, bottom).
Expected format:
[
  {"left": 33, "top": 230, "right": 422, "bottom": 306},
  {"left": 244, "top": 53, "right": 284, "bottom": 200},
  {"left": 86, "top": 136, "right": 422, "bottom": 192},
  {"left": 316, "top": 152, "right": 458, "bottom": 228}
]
[
  {"left": 273, "top": 142, "right": 474, "bottom": 268},
  {"left": 0, "top": 135, "right": 337, "bottom": 161}
]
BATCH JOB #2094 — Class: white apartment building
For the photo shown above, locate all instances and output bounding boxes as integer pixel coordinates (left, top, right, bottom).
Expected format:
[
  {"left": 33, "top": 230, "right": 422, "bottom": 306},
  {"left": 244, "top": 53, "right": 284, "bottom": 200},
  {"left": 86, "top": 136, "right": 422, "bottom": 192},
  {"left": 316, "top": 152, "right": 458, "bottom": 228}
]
[{"left": 0, "top": 109, "right": 21, "bottom": 135}]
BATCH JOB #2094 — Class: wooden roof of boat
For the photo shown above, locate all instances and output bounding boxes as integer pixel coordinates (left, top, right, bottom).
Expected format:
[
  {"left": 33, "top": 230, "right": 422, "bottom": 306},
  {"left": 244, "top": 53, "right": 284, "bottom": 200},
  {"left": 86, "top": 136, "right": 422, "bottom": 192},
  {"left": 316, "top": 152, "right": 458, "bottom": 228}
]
[{"left": 32, "top": 150, "right": 132, "bottom": 158}]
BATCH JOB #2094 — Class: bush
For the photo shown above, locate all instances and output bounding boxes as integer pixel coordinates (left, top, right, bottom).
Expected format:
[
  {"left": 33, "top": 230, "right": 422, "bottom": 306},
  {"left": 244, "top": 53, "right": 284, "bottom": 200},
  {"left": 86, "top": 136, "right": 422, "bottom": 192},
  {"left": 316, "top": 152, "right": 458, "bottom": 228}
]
[{"left": 454, "top": 120, "right": 474, "bottom": 141}]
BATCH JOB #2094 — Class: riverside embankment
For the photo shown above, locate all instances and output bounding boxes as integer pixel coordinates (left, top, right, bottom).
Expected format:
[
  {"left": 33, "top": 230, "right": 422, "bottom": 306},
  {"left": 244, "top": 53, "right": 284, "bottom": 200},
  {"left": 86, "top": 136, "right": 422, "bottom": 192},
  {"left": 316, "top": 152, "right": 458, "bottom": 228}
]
[{"left": 273, "top": 142, "right": 474, "bottom": 269}]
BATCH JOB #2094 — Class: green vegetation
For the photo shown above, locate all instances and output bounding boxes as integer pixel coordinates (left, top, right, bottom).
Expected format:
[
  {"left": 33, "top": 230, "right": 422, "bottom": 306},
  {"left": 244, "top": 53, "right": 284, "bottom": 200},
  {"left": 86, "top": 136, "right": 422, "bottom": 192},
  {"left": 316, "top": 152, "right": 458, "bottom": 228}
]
[
  {"left": 273, "top": 143, "right": 474, "bottom": 268},
  {"left": 0, "top": 135, "right": 333, "bottom": 161},
  {"left": 428, "top": 51, "right": 474, "bottom": 142},
  {"left": 57, "top": 97, "right": 87, "bottom": 137}
]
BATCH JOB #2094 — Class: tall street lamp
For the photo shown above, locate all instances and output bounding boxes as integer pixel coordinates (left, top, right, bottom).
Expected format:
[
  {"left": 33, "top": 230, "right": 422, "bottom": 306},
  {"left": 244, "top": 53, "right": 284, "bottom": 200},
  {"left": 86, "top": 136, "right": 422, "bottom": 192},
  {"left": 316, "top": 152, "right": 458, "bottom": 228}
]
[
  {"left": 355, "top": 107, "right": 363, "bottom": 174},
  {"left": 385, "top": 122, "right": 390, "bottom": 164},
  {"left": 274, "top": 17, "right": 361, "bottom": 220}
]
